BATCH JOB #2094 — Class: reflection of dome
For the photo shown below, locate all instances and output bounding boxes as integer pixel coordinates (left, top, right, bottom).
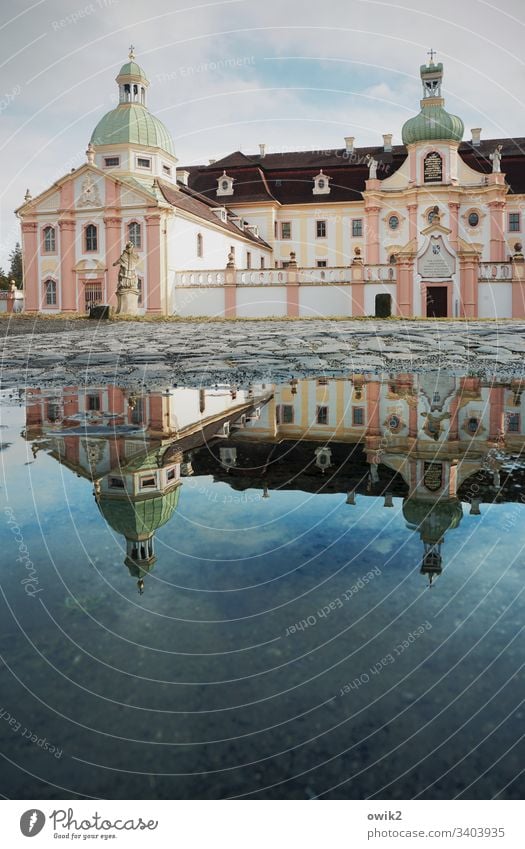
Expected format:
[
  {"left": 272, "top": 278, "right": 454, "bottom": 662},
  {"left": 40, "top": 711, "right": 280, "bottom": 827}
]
[
  {"left": 403, "top": 497, "right": 463, "bottom": 542},
  {"left": 98, "top": 486, "right": 180, "bottom": 540},
  {"left": 90, "top": 106, "right": 175, "bottom": 155}
]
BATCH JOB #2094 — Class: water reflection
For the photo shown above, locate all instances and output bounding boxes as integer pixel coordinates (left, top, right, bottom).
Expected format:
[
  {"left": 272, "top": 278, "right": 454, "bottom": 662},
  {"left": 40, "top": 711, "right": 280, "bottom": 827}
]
[
  {"left": 2, "top": 372, "right": 522, "bottom": 800},
  {"left": 22, "top": 374, "right": 525, "bottom": 591}
]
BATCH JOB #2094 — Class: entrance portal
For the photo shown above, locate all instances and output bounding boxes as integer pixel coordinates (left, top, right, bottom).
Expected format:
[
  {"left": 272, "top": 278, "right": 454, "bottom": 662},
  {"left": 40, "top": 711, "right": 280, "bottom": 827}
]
[
  {"left": 375, "top": 293, "right": 392, "bottom": 318},
  {"left": 426, "top": 286, "right": 448, "bottom": 318}
]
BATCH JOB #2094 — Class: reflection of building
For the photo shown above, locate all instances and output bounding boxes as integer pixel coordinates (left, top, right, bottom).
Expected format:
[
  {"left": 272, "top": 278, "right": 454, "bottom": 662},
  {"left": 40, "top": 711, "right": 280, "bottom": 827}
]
[
  {"left": 24, "top": 384, "right": 271, "bottom": 591},
  {"left": 190, "top": 374, "right": 525, "bottom": 584},
  {"left": 17, "top": 53, "right": 525, "bottom": 318}
]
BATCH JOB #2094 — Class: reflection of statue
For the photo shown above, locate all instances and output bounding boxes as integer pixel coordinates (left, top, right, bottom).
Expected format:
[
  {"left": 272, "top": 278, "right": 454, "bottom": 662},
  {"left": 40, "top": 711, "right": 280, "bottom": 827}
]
[
  {"left": 113, "top": 242, "right": 140, "bottom": 315},
  {"left": 366, "top": 154, "right": 378, "bottom": 178},
  {"left": 114, "top": 242, "right": 139, "bottom": 290},
  {"left": 490, "top": 144, "right": 503, "bottom": 173}
]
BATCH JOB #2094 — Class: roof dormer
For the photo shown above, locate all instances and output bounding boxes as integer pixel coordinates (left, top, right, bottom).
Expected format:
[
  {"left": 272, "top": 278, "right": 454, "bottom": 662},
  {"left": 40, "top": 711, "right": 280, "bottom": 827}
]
[
  {"left": 212, "top": 206, "right": 228, "bottom": 223},
  {"left": 313, "top": 170, "right": 331, "bottom": 195},
  {"left": 217, "top": 171, "right": 234, "bottom": 197}
]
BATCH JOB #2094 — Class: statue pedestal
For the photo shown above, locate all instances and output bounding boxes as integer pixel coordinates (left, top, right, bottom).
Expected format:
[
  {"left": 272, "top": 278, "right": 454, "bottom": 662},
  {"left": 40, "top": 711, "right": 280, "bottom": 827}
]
[{"left": 116, "top": 287, "right": 140, "bottom": 316}]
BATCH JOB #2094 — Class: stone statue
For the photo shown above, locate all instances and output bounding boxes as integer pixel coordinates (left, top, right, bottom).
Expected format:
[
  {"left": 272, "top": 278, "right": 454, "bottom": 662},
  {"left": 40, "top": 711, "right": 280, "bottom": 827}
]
[
  {"left": 113, "top": 241, "right": 140, "bottom": 315},
  {"left": 490, "top": 144, "right": 503, "bottom": 173},
  {"left": 114, "top": 242, "right": 139, "bottom": 289},
  {"left": 366, "top": 154, "right": 378, "bottom": 179}
]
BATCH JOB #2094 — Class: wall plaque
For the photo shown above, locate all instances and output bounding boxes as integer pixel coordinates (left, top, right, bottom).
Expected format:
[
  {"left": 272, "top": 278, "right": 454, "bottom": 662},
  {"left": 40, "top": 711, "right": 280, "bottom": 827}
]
[
  {"left": 423, "top": 462, "right": 443, "bottom": 492},
  {"left": 424, "top": 151, "right": 443, "bottom": 183},
  {"left": 418, "top": 236, "right": 456, "bottom": 278}
]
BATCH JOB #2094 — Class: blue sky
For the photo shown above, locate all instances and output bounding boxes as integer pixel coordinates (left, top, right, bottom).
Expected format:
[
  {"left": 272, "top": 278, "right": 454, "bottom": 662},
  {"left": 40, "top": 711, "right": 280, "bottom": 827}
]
[{"left": 1, "top": 0, "right": 525, "bottom": 265}]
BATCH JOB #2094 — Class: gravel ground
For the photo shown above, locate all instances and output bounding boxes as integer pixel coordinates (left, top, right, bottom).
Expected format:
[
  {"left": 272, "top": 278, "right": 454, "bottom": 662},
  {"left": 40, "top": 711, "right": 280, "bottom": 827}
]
[{"left": 1, "top": 316, "right": 525, "bottom": 388}]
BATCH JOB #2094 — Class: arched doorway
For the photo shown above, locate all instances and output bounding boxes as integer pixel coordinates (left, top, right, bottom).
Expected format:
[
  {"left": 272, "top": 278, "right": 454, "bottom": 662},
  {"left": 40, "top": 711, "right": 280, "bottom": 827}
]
[{"left": 375, "top": 293, "right": 392, "bottom": 318}]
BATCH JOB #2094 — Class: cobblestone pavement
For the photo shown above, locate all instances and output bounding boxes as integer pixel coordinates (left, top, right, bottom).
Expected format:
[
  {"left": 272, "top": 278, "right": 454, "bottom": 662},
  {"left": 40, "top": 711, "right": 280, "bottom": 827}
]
[{"left": 1, "top": 317, "right": 525, "bottom": 388}]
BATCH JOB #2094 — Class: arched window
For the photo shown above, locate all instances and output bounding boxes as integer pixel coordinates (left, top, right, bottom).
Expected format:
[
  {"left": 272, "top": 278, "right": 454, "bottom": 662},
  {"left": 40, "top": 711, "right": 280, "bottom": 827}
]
[
  {"left": 128, "top": 221, "right": 141, "bottom": 249},
  {"left": 197, "top": 233, "right": 203, "bottom": 258},
  {"left": 43, "top": 279, "right": 57, "bottom": 306},
  {"left": 43, "top": 226, "right": 56, "bottom": 253},
  {"left": 85, "top": 224, "right": 97, "bottom": 251}
]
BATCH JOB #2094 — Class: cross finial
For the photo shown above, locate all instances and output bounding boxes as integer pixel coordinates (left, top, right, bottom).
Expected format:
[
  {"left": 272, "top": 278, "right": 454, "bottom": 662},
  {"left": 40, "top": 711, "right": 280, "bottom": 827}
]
[
  {"left": 427, "top": 47, "right": 436, "bottom": 64},
  {"left": 129, "top": 44, "right": 135, "bottom": 60}
]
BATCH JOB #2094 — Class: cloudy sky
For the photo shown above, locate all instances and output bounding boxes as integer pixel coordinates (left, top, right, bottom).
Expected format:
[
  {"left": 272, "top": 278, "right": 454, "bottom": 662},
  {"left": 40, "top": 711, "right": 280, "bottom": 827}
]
[{"left": 1, "top": 0, "right": 524, "bottom": 266}]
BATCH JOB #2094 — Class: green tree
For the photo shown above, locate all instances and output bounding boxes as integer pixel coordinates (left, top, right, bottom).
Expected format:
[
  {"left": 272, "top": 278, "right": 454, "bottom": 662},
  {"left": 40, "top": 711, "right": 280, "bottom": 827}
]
[
  {"left": 8, "top": 242, "right": 23, "bottom": 289},
  {"left": 0, "top": 267, "right": 8, "bottom": 290}
]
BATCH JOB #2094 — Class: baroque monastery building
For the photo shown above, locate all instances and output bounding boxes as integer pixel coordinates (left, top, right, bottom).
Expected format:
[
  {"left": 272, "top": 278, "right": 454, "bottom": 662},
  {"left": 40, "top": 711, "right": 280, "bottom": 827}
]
[{"left": 16, "top": 50, "right": 525, "bottom": 318}]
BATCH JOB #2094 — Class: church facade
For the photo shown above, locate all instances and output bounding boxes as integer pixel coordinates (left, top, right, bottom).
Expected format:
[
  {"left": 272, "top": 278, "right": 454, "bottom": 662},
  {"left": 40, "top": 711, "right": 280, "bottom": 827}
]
[{"left": 16, "top": 51, "right": 525, "bottom": 319}]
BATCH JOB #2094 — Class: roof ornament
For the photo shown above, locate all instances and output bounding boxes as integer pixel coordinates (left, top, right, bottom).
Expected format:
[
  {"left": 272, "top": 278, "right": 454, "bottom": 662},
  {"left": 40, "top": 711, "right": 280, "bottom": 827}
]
[
  {"left": 129, "top": 44, "right": 135, "bottom": 60},
  {"left": 365, "top": 154, "right": 378, "bottom": 179},
  {"left": 24, "top": 188, "right": 32, "bottom": 202},
  {"left": 427, "top": 47, "right": 437, "bottom": 65},
  {"left": 86, "top": 142, "right": 95, "bottom": 165}
]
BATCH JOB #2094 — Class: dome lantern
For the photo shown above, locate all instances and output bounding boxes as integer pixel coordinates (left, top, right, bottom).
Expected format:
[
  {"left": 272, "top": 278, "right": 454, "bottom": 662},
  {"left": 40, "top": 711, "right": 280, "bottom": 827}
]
[{"left": 402, "top": 53, "right": 464, "bottom": 146}]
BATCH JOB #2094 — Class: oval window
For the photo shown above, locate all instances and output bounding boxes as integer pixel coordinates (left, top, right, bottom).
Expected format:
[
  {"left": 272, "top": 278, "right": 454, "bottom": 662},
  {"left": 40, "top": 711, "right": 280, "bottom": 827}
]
[
  {"left": 318, "top": 179, "right": 325, "bottom": 189},
  {"left": 388, "top": 415, "right": 401, "bottom": 430},
  {"left": 468, "top": 211, "right": 479, "bottom": 227},
  {"left": 467, "top": 417, "right": 479, "bottom": 434},
  {"left": 389, "top": 215, "right": 399, "bottom": 230},
  {"left": 221, "top": 181, "right": 228, "bottom": 190}
]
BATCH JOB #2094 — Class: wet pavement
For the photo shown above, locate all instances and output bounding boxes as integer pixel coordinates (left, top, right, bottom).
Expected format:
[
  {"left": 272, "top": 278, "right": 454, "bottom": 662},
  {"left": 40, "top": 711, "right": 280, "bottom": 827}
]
[{"left": 1, "top": 317, "right": 525, "bottom": 388}]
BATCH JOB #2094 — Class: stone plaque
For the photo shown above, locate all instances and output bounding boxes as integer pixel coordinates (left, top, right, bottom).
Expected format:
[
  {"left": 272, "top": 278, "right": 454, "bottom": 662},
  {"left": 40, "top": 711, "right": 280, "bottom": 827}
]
[
  {"left": 418, "top": 236, "right": 455, "bottom": 278},
  {"left": 424, "top": 151, "right": 443, "bottom": 183},
  {"left": 423, "top": 462, "right": 443, "bottom": 492}
]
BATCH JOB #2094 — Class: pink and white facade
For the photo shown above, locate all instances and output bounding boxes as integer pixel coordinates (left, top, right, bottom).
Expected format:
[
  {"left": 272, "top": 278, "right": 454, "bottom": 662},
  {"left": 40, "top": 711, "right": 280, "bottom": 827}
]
[{"left": 16, "top": 54, "right": 525, "bottom": 319}]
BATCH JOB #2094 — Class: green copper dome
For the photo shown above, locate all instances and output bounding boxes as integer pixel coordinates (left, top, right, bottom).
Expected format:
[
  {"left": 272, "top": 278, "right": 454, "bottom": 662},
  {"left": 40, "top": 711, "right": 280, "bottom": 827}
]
[
  {"left": 98, "top": 485, "right": 181, "bottom": 541},
  {"left": 402, "top": 58, "right": 464, "bottom": 145},
  {"left": 90, "top": 103, "right": 175, "bottom": 156},
  {"left": 402, "top": 106, "right": 464, "bottom": 145},
  {"left": 117, "top": 60, "right": 148, "bottom": 80},
  {"left": 403, "top": 497, "right": 463, "bottom": 542}
]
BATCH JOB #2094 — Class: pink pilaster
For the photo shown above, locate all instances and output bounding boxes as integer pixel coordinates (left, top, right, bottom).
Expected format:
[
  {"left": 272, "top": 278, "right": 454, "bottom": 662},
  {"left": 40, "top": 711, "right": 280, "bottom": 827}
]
[
  {"left": 145, "top": 215, "right": 162, "bottom": 313},
  {"left": 367, "top": 381, "right": 381, "bottom": 436},
  {"left": 58, "top": 219, "right": 76, "bottom": 311},
  {"left": 448, "top": 202, "right": 460, "bottom": 250},
  {"left": 351, "top": 262, "right": 364, "bottom": 316},
  {"left": 396, "top": 257, "right": 413, "bottom": 316},
  {"left": 104, "top": 216, "right": 121, "bottom": 309},
  {"left": 489, "top": 387, "right": 505, "bottom": 440},
  {"left": 488, "top": 201, "right": 506, "bottom": 261},
  {"left": 459, "top": 255, "right": 479, "bottom": 318},
  {"left": 448, "top": 396, "right": 459, "bottom": 440},
  {"left": 21, "top": 221, "right": 39, "bottom": 311},
  {"left": 407, "top": 204, "right": 417, "bottom": 242}
]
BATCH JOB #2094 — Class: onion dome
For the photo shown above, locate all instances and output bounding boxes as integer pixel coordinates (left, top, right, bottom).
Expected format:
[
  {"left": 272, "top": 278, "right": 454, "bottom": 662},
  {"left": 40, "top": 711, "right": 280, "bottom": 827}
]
[
  {"left": 97, "top": 486, "right": 180, "bottom": 542},
  {"left": 402, "top": 59, "right": 464, "bottom": 145},
  {"left": 403, "top": 497, "right": 463, "bottom": 543}
]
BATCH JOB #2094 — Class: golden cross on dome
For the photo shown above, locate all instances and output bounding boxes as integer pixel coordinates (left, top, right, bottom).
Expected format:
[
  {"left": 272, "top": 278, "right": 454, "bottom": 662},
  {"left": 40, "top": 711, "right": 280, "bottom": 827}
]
[
  {"left": 427, "top": 47, "right": 436, "bottom": 63},
  {"left": 129, "top": 44, "right": 135, "bottom": 60}
]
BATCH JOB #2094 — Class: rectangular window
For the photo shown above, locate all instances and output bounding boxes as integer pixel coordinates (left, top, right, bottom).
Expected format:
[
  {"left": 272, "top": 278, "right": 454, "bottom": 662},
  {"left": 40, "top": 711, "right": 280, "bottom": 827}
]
[
  {"left": 280, "top": 221, "right": 291, "bottom": 240},
  {"left": 104, "top": 157, "right": 120, "bottom": 167},
  {"left": 317, "top": 377, "right": 329, "bottom": 385},
  {"left": 137, "top": 277, "right": 143, "bottom": 306},
  {"left": 44, "top": 280, "right": 57, "bottom": 305},
  {"left": 316, "top": 220, "right": 327, "bottom": 238},
  {"left": 509, "top": 212, "right": 521, "bottom": 232},
  {"left": 162, "top": 164, "right": 171, "bottom": 175},
  {"left": 352, "top": 218, "right": 363, "bottom": 237},
  {"left": 507, "top": 412, "right": 520, "bottom": 433},
  {"left": 352, "top": 407, "right": 365, "bottom": 426},
  {"left": 109, "top": 477, "right": 125, "bottom": 489},
  {"left": 274, "top": 221, "right": 278, "bottom": 239},
  {"left": 246, "top": 251, "right": 252, "bottom": 269},
  {"left": 260, "top": 256, "right": 265, "bottom": 269},
  {"left": 85, "top": 225, "right": 97, "bottom": 251},
  {"left": 137, "top": 157, "right": 151, "bottom": 169},
  {"left": 316, "top": 405, "right": 328, "bottom": 425},
  {"left": 166, "top": 468, "right": 176, "bottom": 481},
  {"left": 87, "top": 394, "right": 100, "bottom": 411},
  {"left": 140, "top": 476, "right": 156, "bottom": 489},
  {"left": 316, "top": 260, "right": 327, "bottom": 267},
  {"left": 276, "top": 404, "right": 294, "bottom": 425}
]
